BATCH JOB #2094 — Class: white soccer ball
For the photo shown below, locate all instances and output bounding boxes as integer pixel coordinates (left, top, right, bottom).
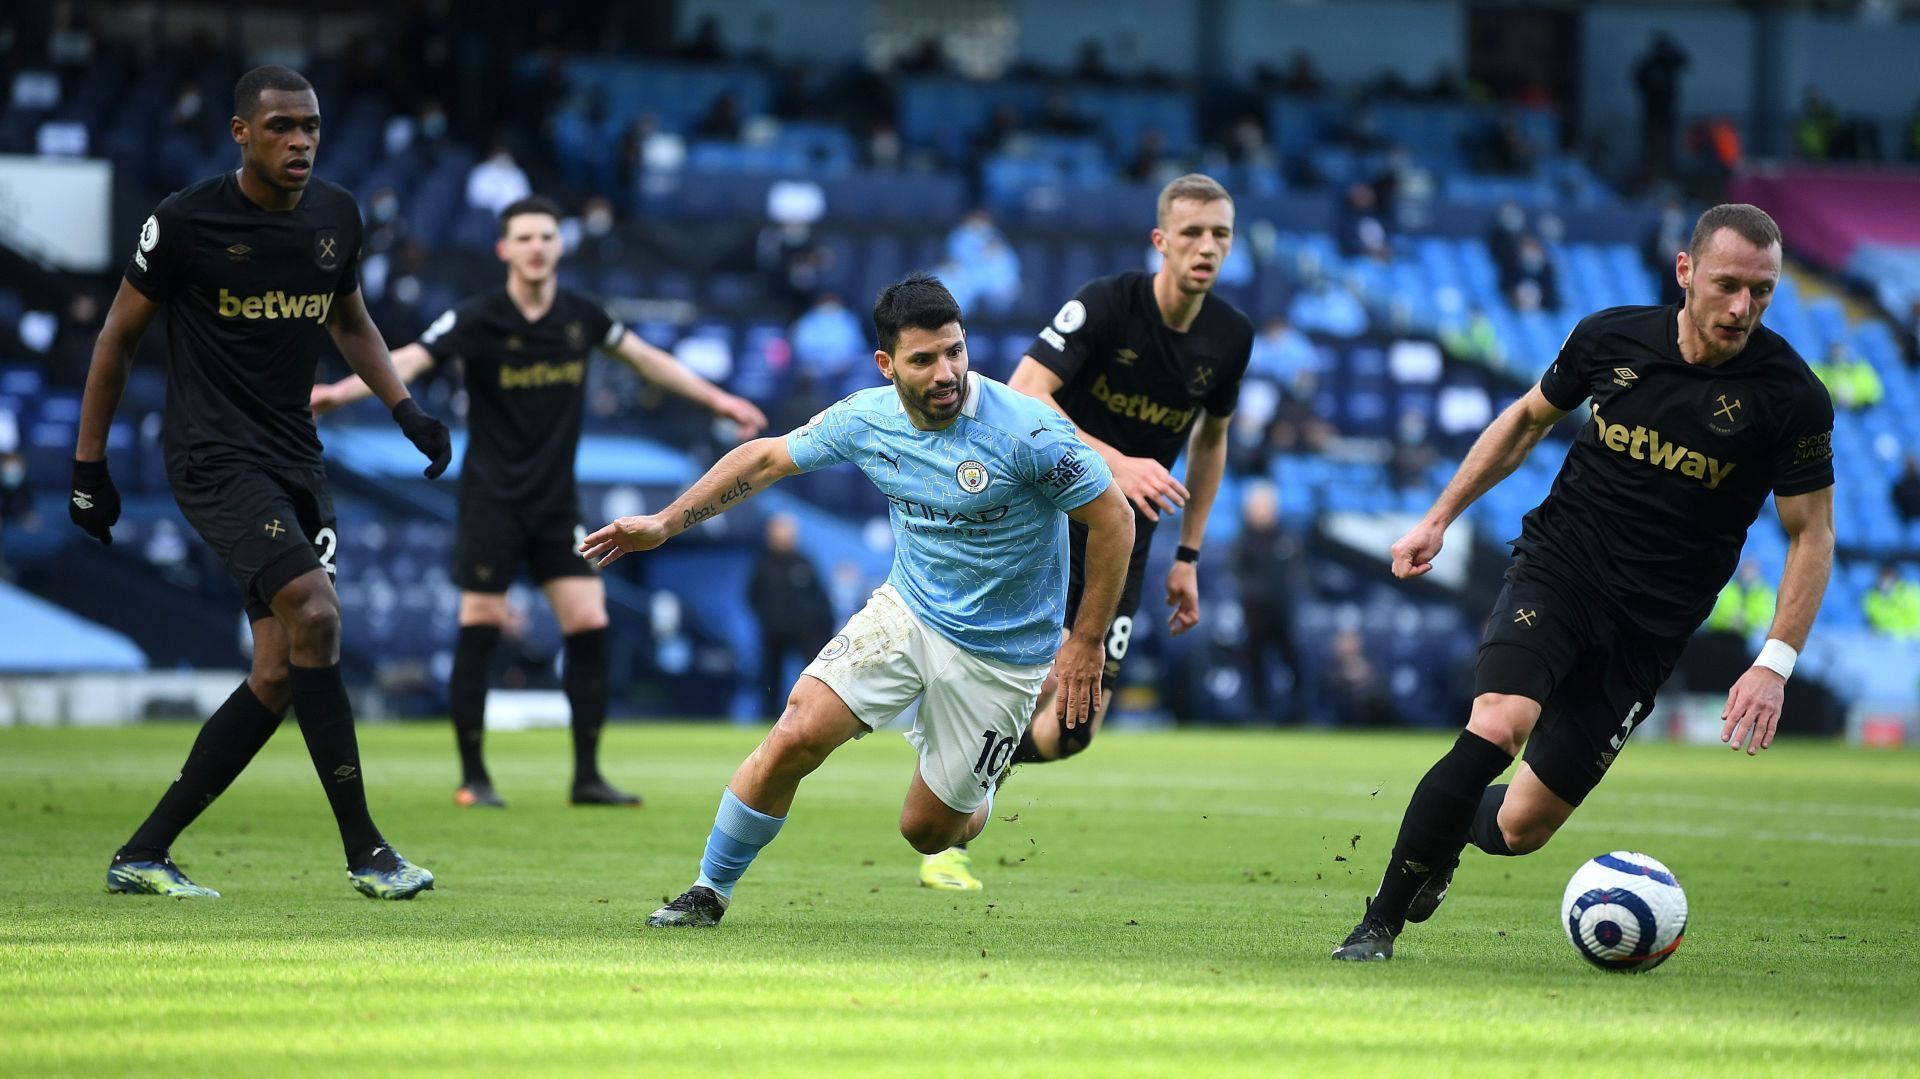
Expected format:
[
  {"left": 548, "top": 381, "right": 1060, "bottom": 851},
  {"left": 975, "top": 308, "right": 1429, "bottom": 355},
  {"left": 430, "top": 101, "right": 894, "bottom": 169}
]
[{"left": 1560, "top": 851, "right": 1688, "bottom": 972}]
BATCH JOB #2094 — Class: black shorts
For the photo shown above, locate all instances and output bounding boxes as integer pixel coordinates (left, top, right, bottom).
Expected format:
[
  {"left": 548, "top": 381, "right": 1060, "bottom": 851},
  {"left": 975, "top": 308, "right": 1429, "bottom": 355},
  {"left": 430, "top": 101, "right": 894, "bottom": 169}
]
[
  {"left": 1064, "top": 510, "right": 1155, "bottom": 682},
  {"left": 169, "top": 459, "right": 336, "bottom": 622},
  {"left": 1474, "top": 558, "right": 1689, "bottom": 807},
  {"left": 453, "top": 498, "right": 595, "bottom": 592}
]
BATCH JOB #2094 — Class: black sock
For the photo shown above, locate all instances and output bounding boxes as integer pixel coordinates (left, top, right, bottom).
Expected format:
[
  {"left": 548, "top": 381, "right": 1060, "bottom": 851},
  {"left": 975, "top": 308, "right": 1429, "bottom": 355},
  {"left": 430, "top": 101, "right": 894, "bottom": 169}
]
[
  {"left": 288, "top": 663, "right": 383, "bottom": 864},
  {"left": 564, "top": 627, "right": 610, "bottom": 786},
  {"left": 1467, "top": 783, "right": 1516, "bottom": 856},
  {"left": 118, "top": 682, "right": 284, "bottom": 861},
  {"left": 1371, "top": 730, "right": 1513, "bottom": 933},
  {"left": 450, "top": 624, "right": 500, "bottom": 786},
  {"left": 1010, "top": 725, "right": 1047, "bottom": 764}
]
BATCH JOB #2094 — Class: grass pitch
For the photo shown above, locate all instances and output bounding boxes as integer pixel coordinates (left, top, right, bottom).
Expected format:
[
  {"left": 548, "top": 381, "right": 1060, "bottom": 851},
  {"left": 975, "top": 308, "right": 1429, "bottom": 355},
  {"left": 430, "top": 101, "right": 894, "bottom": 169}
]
[{"left": 2, "top": 722, "right": 1916, "bottom": 1076}]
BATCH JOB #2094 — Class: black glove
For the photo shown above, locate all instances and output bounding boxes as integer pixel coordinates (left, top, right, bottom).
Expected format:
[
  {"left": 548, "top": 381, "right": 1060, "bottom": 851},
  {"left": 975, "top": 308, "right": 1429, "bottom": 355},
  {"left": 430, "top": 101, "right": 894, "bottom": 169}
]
[
  {"left": 70, "top": 458, "right": 121, "bottom": 545},
  {"left": 392, "top": 398, "right": 451, "bottom": 479}
]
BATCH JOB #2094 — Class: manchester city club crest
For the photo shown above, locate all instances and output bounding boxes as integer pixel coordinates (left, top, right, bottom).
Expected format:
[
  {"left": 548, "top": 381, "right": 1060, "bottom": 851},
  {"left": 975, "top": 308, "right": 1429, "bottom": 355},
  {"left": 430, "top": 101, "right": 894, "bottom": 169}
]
[
  {"left": 313, "top": 227, "right": 341, "bottom": 271},
  {"left": 955, "top": 459, "right": 990, "bottom": 493},
  {"left": 818, "top": 634, "right": 851, "bottom": 662}
]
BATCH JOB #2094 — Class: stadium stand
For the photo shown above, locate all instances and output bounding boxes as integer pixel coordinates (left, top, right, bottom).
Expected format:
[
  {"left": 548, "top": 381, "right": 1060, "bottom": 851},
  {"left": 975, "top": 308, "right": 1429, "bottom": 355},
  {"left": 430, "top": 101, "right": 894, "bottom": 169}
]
[{"left": 1, "top": 5, "right": 1916, "bottom": 731}]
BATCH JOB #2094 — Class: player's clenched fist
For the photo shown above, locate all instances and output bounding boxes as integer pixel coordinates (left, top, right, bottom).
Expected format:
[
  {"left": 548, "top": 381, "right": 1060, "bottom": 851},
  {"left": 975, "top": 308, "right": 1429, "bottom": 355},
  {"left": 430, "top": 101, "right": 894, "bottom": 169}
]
[
  {"left": 69, "top": 458, "right": 121, "bottom": 545},
  {"left": 391, "top": 398, "right": 451, "bottom": 478},
  {"left": 1390, "top": 520, "right": 1446, "bottom": 579},
  {"left": 580, "top": 515, "right": 668, "bottom": 568}
]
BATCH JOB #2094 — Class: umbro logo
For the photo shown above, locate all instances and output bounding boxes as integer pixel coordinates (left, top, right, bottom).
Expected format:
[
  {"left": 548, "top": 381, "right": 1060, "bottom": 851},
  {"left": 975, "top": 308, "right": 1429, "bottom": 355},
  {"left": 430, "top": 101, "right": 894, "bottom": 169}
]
[
  {"left": 226, "top": 243, "right": 251, "bottom": 261},
  {"left": 332, "top": 764, "right": 358, "bottom": 783},
  {"left": 1116, "top": 348, "right": 1138, "bottom": 366},
  {"left": 72, "top": 490, "right": 93, "bottom": 510},
  {"left": 1612, "top": 367, "right": 1638, "bottom": 388}
]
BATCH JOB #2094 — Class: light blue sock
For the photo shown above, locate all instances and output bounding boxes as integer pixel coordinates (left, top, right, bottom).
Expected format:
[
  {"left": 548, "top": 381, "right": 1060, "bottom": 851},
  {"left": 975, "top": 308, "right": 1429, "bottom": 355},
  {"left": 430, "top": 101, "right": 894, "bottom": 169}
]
[{"left": 694, "top": 787, "right": 786, "bottom": 899}]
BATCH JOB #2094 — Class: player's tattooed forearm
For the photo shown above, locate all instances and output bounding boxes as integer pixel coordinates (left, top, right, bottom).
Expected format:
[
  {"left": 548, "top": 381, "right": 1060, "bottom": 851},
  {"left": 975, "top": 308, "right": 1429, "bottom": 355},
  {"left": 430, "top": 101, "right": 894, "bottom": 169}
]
[
  {"left": 719, "top": 477, "right": 752, "bottom": 505},
  {"left": 682, "top": 503, "right": 717, "bottom": 529}
]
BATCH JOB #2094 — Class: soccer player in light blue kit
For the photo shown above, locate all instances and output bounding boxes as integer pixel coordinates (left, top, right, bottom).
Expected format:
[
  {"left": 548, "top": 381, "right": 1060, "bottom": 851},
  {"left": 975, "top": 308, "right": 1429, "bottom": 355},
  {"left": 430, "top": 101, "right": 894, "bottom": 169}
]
[{"left": 580, "top": 273, "right": 1135, "bottom": 927}]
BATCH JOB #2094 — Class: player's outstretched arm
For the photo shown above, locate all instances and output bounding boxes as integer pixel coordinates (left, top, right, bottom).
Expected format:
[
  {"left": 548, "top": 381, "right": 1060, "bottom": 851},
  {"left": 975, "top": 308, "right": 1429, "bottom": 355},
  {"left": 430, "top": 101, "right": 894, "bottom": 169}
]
[
  {"left": 69, "top": 279, "right": 162, "bottom": 545},
  {"left": 1721, "top": 485, "right": 1834, "bottom": 755},
  {"left": 608, "top": 330, "right": 767, "bottom": 438},
  {"left": 326, "top": 290, "right": 451, "bottom": 478},
  {"left": 1392, "top": 383, "right": 1569, "bottom": 579},
  {"left": 1165, "top": 411, "right": 1230, "bottom": 635},
  {"left": 1011, "top": 356, "right": 1189, "bottom": 521},
  {"left": 580, "top": 435, "right": 800, "bottom": 568},
  {"left": 311, "top": 343, "right": 435, "bottom": 415},
  {"left": 1055, "top": 481, "right": 1136, "bottom": 728}
]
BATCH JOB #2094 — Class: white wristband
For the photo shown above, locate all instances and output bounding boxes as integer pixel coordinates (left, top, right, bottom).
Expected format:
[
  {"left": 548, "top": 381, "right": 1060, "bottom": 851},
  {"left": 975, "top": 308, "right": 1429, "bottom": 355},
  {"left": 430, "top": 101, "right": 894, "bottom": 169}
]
[{"left": 1754, "top": 638, "right": 1797, "bottom": 680}]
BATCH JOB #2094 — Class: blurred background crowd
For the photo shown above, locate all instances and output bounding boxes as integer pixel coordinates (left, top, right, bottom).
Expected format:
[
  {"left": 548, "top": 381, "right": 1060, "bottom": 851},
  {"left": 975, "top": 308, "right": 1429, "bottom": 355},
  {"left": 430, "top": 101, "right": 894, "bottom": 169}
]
[{"left": 2, "top": 0, "right": 1918, "bottom": 737}]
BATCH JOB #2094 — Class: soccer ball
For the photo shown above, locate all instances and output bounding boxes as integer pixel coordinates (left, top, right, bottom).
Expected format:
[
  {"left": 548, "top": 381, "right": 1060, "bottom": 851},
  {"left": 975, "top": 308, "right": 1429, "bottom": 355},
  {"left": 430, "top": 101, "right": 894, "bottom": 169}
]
[{"left": 1560, "top": 851, "right": 1688, "bottom": 972}]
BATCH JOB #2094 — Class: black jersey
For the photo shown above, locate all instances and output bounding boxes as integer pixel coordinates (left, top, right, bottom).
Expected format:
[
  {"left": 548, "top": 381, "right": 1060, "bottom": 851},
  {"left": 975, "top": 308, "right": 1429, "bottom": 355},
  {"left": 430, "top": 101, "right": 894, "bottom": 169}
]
[
  {"left": 418, "top": 287, "right": 623, "bottom": 512},
  {"left": 126, "top": 172, "right": 363, "bottom": 473},
  {"left": 1517, "top": 304, "right": 1835, "bottom": 639},
  {"left": 1025, "top": 272, "right": 1253, "bottom": 469}
]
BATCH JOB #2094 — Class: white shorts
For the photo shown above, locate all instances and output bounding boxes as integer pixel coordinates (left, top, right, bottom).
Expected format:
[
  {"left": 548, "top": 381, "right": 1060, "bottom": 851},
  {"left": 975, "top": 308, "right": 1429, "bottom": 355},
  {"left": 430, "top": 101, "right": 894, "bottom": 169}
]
[{"left": 802, "top": 584, "right": 1050, "bottom": 813}]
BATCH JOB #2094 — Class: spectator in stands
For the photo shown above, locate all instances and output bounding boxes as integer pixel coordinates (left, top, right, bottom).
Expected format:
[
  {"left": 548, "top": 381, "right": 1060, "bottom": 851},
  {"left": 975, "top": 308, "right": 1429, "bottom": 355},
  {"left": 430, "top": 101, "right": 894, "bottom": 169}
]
[
  {"left": 694, "top": 92, "right": 744, "bottom": 141},
  {"left": 1322, "top": 627, "right": 1399, "bottom": 727},
  {"left": 1338, "top": 182, "right": 1391, "bottom": 262},
  {"left": 1811, "top": 340, "right": 1883, "bottom": 411},
  {"left": 1633, "top": 33, "right": 1688, "bottom": 181},
  {"left": 1893, "top": 455, "right": 1920, "bottom": 525},
  {"left": 942, "top": 211, "right": 1022, "bottom": 316},
  {"left": 0, "top": 403, "right": 30, "bottom": 536},
  {"left": 46, "top": 291, "right": 101, "bottom": 386},
  {"left": 1501, "top": 235, "right": 1560, "bottom": 312},
  {"left": 1249, "top": 314, "right": 1318, "bottom": 386},
  {"left": 1793, "top": 88, "right": 1838, "bottom": 162},
  {"left": 746, "top": 514, "right": 834, "bottom": 719},
  {"left": 1864, "top": 562, "right": 1920, "bottom": 640},
  {"left": 790, "top": 292, "right": 865, "bottom": 381},
  {"left": 1388, "top": 409, "right": 1437, "bottom": 491},
  {"left": 1234, "top": 481, "right": 1304, "bottom": 721},
  {"left": 1645, "top": 198, "right": 1689, "bottom": 307},
  {"left": 865, "top": 121, "right": 903, "bottom": 171},
  {"left": 1074, "top": 40, "right": 1120, "bottom": 84},
  {"left": 676, "top": 15, "right": 728, "bottom": 62},
  {"left": 1040, "top": 87, "right": 1093, "bottom": 135},
  {"left": 465, "top": 141, "right": 533, "bottom": 214},
  {"left": 1487, "top": 201, "right": 1529, "bottom": 280},
  {"left": 1266, "top": 368, "right": 1334, "bottom": 454},
  {"left": 1903, "top": 298, "right": 1920, "bottom": 369},
  {"left": 1126, "top": 129, "right": 1171, "bottom": 184},
  {"left": 1705, "top": 560, "right": 1777, "bottom": 638},
  {"left": 1441, "top": 305, "right": 1502, "bottom": 367},
  {"left": 1288, "top": 275, "right": 1368, "bottom": 338}
]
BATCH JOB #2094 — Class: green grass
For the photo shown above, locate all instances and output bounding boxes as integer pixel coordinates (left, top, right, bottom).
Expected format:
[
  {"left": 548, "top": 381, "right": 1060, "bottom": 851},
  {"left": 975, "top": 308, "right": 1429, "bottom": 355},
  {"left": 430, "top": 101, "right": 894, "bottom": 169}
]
[{"left": 2, "top": 723, "right": 1917, "bottom": 1076}]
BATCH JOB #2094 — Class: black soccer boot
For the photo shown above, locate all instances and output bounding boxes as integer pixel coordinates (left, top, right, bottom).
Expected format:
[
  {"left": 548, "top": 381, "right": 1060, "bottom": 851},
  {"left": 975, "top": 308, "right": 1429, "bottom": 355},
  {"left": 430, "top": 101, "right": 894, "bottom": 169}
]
[
  {"left": 1331, "top": 900, "right": 1396, "bottom": 961},
  {"left": 570, "top": 778, "right": 644, "bottom": 807},
  {"left": 647, "top": 885, "right": 728, "bottom": 928}
]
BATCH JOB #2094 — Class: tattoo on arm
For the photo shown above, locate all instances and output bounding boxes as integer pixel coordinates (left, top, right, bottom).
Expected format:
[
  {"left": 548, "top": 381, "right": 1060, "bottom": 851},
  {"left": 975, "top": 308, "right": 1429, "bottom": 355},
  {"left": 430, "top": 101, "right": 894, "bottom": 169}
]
[
  {"left": 682, "top": 503, "right": 717, "bottom": 529},
  {"left": 719, "top": 477, "right": 752, "bottom": 505}
]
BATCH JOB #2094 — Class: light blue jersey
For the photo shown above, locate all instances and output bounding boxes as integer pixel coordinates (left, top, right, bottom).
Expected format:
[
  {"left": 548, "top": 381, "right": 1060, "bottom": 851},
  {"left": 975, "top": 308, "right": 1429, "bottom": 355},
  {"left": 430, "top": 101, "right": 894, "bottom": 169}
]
[{"left": 786, "top": 371, "right": 1113, "bottom": 667}]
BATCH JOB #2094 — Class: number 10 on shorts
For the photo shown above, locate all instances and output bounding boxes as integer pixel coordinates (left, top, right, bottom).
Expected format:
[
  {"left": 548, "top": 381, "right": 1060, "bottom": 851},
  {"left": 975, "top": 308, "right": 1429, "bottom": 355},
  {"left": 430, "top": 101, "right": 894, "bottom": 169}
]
[{"left": 973, "top": 730, "right": 1018, "bottom": 778}]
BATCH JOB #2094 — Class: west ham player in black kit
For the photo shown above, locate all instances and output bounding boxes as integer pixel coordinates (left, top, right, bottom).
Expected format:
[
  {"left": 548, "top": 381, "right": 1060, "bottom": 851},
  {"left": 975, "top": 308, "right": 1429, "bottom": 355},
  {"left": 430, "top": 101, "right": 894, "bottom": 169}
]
[
  {"left": 312, "top": 196, "right": 765, "bottom": 809},
  {"left": 1333, "top": 204, "right": 1836, "bottom": 960},
  {"left": 72, "top": 67, "right": 451, "bottom": 899},
  {"left": 918, "top": 174, "right": 1253, "bottom": 891}
]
